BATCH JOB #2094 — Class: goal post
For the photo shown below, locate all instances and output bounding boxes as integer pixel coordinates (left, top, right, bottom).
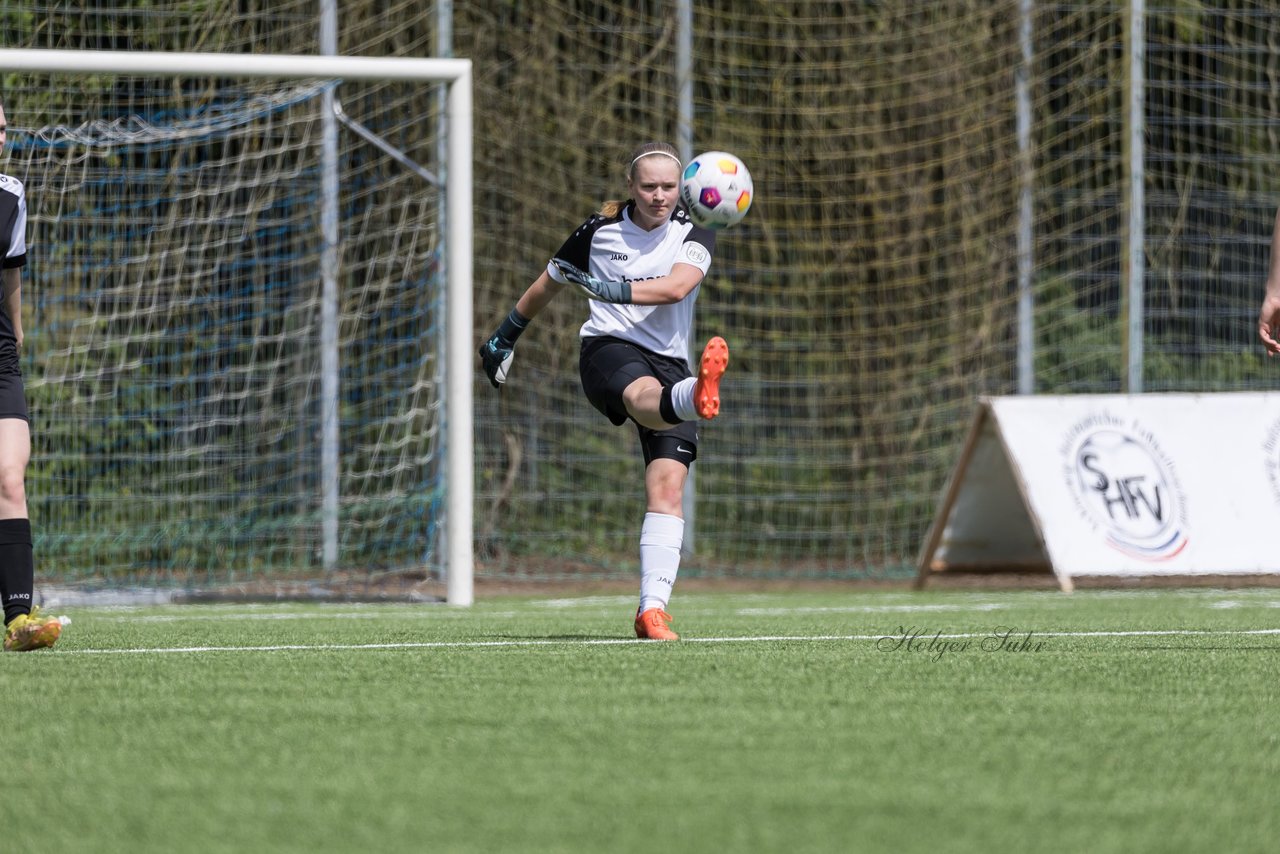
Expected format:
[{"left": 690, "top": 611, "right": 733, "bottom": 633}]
[{"left": 0, "top": 49, "right": 474, "bottom": 605}]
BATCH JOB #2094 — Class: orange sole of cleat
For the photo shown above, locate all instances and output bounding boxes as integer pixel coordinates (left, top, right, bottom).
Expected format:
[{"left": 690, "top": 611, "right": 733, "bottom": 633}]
[{"left": 694, "top": 336, "right": 729, "bottom": 419}]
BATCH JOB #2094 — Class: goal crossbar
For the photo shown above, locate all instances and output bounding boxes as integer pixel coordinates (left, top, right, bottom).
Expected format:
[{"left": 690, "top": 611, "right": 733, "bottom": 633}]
[{"left": 0, "top": 48, "right": 475, "bottom": 606}]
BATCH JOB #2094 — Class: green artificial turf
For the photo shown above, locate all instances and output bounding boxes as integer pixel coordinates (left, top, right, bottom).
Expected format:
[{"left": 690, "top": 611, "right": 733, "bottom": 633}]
[{"left": 3, "top": 588, "right": 1278, "bottom": 853}]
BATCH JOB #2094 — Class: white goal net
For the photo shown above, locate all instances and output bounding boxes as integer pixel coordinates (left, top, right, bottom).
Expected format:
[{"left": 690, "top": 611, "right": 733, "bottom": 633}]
[{"left": 2, "top": 51, "right": 473, "bottom": 602}]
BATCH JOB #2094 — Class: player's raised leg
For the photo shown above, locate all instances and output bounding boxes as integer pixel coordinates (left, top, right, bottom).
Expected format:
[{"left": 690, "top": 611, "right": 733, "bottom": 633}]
[{"left": 653, "top": 336, "right": 730, "bottom": 426}]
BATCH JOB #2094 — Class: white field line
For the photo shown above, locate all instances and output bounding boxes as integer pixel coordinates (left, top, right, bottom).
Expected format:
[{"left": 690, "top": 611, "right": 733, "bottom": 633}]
[
  {"left": 90, "top": 602, "right": 1015, "bottom": 623},
  {"left": 99, "top": 610, "right": 525, "bottom": 623},
  {"left": 49, "top": 627, "right": 1280, "bottom": 656},
  {"left": 736, "top": 603, "right": 1009, "bottom": 615},
  {"left": 533, "top": 596, "right": 637, "bottom": 608}
]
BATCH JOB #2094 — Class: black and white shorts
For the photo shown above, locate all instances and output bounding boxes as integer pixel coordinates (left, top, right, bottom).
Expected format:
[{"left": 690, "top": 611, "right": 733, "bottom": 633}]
[{"left": 579, "top": 335, "right": 698, "bottom": 467}]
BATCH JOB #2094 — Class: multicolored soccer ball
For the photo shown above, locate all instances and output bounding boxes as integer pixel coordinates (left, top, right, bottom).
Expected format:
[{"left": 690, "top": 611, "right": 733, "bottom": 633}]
[{"left": 680, "top": 151, "right": 754, "bottom": 230}]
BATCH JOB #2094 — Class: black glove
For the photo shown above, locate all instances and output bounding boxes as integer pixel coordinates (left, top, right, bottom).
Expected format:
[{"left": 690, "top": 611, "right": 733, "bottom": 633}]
[
  {"left": 551, "top": 258, "right": 633, "bottom": 304},
  {"left": 478, "top": 309, "right": 529, "bottom": 388}
]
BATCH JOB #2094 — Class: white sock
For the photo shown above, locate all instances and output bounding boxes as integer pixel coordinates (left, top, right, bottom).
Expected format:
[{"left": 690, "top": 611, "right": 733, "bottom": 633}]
[
  {"left": 639, "top": 512, "right": 684, "bottom": 613},
  {"left": 670, "top": 377, "right": 699, "bottom": 422}
]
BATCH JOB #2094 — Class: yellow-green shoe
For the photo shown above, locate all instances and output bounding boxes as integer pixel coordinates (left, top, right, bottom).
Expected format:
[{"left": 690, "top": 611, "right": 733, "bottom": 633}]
[{"left": 4, "top": 606, "right": 64, "bottom": 652}]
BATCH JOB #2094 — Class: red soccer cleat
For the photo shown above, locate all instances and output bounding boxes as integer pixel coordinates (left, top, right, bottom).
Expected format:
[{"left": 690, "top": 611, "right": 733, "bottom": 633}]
[
  {"left": 694, "top": 336, "right": 729, "bottom": 419},
  {"left": 634, "top": 608, "right": 680, "bottom": 641}
]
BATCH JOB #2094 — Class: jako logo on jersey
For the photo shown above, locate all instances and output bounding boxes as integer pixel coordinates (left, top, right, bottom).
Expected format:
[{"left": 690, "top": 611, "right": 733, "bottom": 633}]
[
  {"left": 1062, "top": 418, "right": 1188, "bottom": 561},
  {"left": 610, "top": 252, "right": 629, "bottom": 261}
]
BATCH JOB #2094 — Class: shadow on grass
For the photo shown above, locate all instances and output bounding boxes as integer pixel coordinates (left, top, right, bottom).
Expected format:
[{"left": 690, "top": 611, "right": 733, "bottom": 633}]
[{"left": 492, "top": 633, "right": 633, "bottom": 642}]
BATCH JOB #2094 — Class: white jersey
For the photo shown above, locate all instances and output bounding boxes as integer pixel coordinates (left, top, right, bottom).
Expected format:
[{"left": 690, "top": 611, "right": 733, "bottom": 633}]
[
  {"left": 0, "top": 173, "right": 26, "bottom": 269},
  {"left": 547, "top": 202, "right": 715, "bottom": 362},
  {"left": 0, "top": 173, "right": 27, "bottom": 352}
]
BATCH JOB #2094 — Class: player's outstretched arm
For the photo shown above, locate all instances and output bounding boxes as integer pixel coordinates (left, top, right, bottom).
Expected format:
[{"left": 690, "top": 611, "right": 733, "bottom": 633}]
[
  {"left": 478, "top": 271, "right": 565, "bottom": 388},
  {"left": 478, "top": 313, "right": 523, "bottom": 388}
]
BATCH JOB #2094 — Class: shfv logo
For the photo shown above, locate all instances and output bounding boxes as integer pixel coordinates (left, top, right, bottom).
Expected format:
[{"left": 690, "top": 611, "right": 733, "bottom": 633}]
[
  {"left": 1264, "top": 417, "right": 1280, "bottom": 507},
  {"left": 1067, "top": 424, "right": 1188, "bottom": 560}
]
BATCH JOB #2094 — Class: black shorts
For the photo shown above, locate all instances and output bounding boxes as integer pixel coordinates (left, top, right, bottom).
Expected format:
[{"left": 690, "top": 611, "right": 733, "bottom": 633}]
[
  {"left": 0, "top": 368, "right": 28, "bottom": 422},
  {"left": 579, "top": 335, "right": 698, "bottom": 467}
]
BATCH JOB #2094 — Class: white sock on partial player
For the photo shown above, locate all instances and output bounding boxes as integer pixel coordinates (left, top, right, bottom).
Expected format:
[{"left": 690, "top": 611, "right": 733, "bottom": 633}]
[
  {"left": 670, "top": 377, "right": 699, "bottom": 422},
  {"left": 639, "top": 512, "right": 685, "bottom": 613}
]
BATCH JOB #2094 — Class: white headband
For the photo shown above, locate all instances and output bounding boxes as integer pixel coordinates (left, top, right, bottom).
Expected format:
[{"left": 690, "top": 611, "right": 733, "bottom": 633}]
[{"left": 630, "top": 151, "right": 682, "bottom": 172}]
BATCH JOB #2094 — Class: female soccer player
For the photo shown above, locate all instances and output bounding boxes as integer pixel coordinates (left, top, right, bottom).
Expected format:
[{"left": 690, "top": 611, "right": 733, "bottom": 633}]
[
  {"left": 478, "top": 141, "right": 728, "bottom": 641},
  {"left": 0, "top": 97, "right": 63, "bottom": 651}
]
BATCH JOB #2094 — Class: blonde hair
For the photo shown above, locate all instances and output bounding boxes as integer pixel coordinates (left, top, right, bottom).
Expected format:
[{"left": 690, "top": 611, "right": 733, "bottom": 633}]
[{"left": 598, "top": 141, "right": 681, "bottom": 218}]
